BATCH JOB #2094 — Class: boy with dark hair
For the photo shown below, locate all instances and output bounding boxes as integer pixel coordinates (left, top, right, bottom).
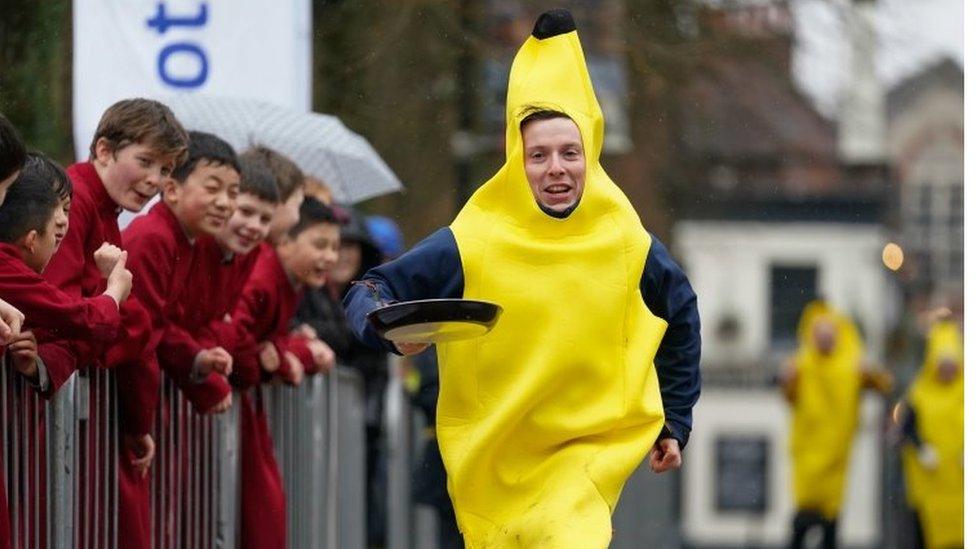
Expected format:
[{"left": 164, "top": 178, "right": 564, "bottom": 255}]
[
  {"left": 232, "top": 197, "right": 340, "bottom": 549},
  {"left": 0, "top": 154, "right": 132, "bottom": 549},
  {"left": 0, "top": 154, "right": 131, "bottom": 392},
  {"left": 43, "top": 97, "right": 188, "bottom": 549},
  {"left": 112, "top": 130, "right": 240, "bottom": 546},
  {"left": 174, "top": 153, "right": 280, "bottom": 411}
]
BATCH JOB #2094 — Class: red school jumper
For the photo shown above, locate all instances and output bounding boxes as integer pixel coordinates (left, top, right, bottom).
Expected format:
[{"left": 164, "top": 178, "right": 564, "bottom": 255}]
[
  {"left": 42, "top": 162, "right": 153, "bottom": 549},
  {"left": 230, "top": 243, "right": 315, "bottom": 549},
  {"left": 0, "top": 241, "right": 123, "bottom": 549}
]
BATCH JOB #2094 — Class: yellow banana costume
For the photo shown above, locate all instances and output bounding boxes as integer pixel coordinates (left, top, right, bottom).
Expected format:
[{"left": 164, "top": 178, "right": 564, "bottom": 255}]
[
  {"left": 902, "top": 321, "right": 964, "bottom": 548},
  {"left": 788, "top": 301, "right": 863, "bottom": 520},
  {"left": 436, "top": 12, "right": 668, "bottom": 547}
]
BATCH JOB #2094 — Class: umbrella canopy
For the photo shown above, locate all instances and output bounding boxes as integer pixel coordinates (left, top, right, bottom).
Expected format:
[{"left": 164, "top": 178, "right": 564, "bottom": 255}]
[{"left": 163, "top": 94, "right": 403, "bottom": 204}]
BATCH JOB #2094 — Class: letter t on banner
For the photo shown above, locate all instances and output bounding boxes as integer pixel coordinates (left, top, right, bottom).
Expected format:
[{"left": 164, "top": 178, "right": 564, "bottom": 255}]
[{"left": 72, "top": 0, "right": 312, "bottom": 160}]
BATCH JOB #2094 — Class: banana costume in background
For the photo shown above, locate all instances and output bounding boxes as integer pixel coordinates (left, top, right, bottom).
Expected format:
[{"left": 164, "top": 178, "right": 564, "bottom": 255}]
[
  {"left": 788, "top": 301, "right": 863, "bottom": 520},
  {"left": 901, "top": 321, "right": 963, "bottom": 549},
  {"left": 345, "top": 10, "right": 701, "bottom": 548}
]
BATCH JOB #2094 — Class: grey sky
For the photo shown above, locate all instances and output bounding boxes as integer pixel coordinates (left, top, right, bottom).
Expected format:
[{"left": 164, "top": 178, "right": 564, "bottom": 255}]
[{"left": 791, "top": 0, "right": 963, "bottom": 116}]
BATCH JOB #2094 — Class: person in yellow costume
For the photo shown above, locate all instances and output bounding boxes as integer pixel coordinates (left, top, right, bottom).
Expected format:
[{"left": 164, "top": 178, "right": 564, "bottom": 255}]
[
  {"left": 344, "top": 9, "right": 702, "bottom": 548},
  {"left": 894, "top": 319, "right": 963, "bottom": 549},
  {"left": 780, "top": 300, "right": 891, "bottom": 549}
]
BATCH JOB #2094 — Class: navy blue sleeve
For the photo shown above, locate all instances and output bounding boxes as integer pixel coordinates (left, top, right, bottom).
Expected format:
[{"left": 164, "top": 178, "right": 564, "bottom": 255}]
[
  {"left": 640, "top": 235, "right": 702, "bottom": 449},
  {"left": 343, "top": 227, "right": 464, "bottom": 353}
]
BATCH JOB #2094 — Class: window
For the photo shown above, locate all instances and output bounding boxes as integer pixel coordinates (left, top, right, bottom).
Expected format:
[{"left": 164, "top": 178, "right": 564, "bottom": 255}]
[{"left": 769, "top": 265, "right": 818, "bottom": 347}]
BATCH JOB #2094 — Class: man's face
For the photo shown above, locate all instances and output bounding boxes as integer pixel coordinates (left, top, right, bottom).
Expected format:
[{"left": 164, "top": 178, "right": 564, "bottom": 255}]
[
  {"left": 165, "top": 161, "right": 240, "bottom": 238},
  {"left": 813, "top": 319, "right": 837, "bottom": 355},
  {"left": 522, "top": 117, "right": 586, "bottom": 214},
  {"left": 936, "top": 356, "right": 960, "bottom": 383},
  {"left": 218, "top": 193, "right": 276, "bottom": 255},
  {"left": 95, "top": 140, "right": 176, "bottom": 212}
]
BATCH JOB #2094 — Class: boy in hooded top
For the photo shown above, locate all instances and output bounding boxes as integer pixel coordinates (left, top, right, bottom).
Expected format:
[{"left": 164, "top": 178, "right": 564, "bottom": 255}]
[
  {"left": 0, "top": 154, "right": 132, "bottom": 395},
  {"left": 43, "top": 97, "right": 188, "bottom": 549},
  {"left": 344, "top": 10, "right": 700, "bottom": 547},
  {"left": 231, "top": 197, "right": 340, "bottom": 549}
]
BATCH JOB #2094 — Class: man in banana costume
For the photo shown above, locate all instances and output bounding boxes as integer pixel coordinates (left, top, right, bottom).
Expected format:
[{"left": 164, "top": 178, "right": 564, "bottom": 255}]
[
  {"left": 345, "top": 9, "right": 701, "bottom": 547},
  {"left": 780, "top": 300, "right": 890, "bottom": 549},
  {"left": 897, "top": 320, "right": 963, "bottom": 549}
]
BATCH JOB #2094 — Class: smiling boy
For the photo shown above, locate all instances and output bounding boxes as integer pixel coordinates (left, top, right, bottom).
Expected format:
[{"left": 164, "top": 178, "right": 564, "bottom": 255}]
[
  {"left": 232, "top": 197, "right": 340, "bottom": 549},
  {"left": 111, "top": 130, "right": 240, "bottom": 547},
  {"left": 174, "top": 152, "right": 280, "bottom": 412},
  {"left": 43, "top": 97, "right": 188, "bottom": 549}
]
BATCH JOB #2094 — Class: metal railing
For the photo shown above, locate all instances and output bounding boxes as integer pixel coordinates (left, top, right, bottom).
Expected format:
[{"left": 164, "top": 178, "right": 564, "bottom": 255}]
[{"left": 1, "top": 362, "right": 369, "bottom": 548}]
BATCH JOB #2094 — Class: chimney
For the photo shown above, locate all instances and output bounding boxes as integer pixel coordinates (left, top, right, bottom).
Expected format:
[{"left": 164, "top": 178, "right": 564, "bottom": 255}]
[{"left": 838, "top": 0, "right": 886, "bottom": 164}]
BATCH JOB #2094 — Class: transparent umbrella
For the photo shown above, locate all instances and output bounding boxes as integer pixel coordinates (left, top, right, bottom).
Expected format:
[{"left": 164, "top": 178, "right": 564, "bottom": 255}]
[{"left": 163, "top": 94, "right": 403, "bottom": 204}]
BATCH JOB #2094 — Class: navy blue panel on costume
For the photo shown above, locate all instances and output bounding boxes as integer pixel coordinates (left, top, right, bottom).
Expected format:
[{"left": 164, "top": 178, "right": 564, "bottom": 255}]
[
  {"left": 343, "top": 227, "right": 464, "bottom": 353},
  {"left": 640, "top": 235, "right": 702, "bottom": 449}
]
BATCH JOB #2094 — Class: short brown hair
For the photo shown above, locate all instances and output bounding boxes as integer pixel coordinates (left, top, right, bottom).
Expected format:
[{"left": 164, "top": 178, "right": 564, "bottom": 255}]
[
  {"left": 88, "top": 98, "right": 189, "bottom": 164},
  {"left": 242, "top": 146, "right": 303, "bottom": 200},
  {"left": 303, "top": 175, "right": 333, "bottom": 205}
]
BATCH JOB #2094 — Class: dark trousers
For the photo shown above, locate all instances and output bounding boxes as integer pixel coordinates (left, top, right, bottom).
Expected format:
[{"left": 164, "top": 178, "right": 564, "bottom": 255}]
[
  {"left": 789, "top": 510, "right": 837, "bottom": 549},
  {"left": 366, "top": 425, "right": 387, "bottom": 548}
]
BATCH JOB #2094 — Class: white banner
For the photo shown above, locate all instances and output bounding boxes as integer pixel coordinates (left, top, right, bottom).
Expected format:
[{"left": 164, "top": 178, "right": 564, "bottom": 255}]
[{"left": 72, "top": 0, "right": 311, "bottom": 160}]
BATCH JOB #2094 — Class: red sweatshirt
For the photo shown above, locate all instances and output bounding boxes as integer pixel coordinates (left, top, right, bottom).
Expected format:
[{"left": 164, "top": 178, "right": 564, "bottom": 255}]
[
  {"left": 117, "top": 201, "right": 207, "bottom": 434},
  {"left": 159, "top": 235, "right": 252, "bottom": 412},
  {"left": 232, "top": 243, "right": 314, "bottom": 374},
  {"left": 0, "top": 243, "right": 120, "bottom": 395}
]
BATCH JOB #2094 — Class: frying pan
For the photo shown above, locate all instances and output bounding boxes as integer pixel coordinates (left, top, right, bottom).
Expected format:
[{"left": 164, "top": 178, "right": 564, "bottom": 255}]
[{"left": 367, "top": 299, "right": 502, "bottom": 344}]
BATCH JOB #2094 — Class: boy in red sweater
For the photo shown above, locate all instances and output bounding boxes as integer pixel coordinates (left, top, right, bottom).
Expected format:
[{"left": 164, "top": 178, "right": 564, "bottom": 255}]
[
  {"left": 233, "top": 195, "right": 340, "bottom": 549},
  {"left": 173, "top": 152, "right": 280, "bottom": 412},
  {"left": 117, "top": 130, "right": 240, "bottom": 545},
  {"left": 42, "top": 98, "right": 188, "bottom": 549},
  {"left": 0, "top": 154, "right": 131, "bottom": 393}
]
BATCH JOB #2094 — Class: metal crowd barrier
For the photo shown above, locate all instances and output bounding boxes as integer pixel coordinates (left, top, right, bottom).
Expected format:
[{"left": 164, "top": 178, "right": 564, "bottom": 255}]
[
  {"left": 1, "top": 362, "right": 370, "bottom": 548},
  {"left": 0, "top": 364, "right": 118, "bottom": 549},
  {"left": 268, "top": 366, "right": 366, "bottom": 549}
]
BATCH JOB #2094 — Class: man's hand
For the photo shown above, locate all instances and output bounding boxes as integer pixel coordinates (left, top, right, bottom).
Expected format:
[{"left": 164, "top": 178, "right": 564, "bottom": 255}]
[
  {"left": 307, "top": 339, "right": 336, "bottom": 374},
  {"left": 102, "top": 250, "right": 133, "bottom": 305},
  {"left": 394, "top": 341, "right": 430, "bottom": 356},
  {"left": 125, "top": 433, "right": 156, "bottom": 478},
  {"left": 649, "top": 438, "right": 682, "bottom": 474},
  {"left": 280, "top": 351, "right": 304, "bottom": 386},
  {"left": 6, "top": 330, "right": 38, "bottom": 380},
  {"left": 0, "top": 298, "right": 24, "bottom": 345},
  {"left": 206, "top": 393, "right": 233, "bottom": 415},
  {"left": 918, "top": 444, "right": 940, "bottom": 471},
  {"left": 259, "top": 341, "right": 280, "bottom": 372},
  {"left": 194, "top": 347, "right": 233, "bottom": 377},
  {"left": 93, "top": 242, "right": 124, "bottom": 277}
]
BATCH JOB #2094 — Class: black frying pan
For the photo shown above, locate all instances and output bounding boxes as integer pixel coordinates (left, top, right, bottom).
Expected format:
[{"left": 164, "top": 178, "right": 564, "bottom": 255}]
[{"left": 367, "top": 299, "right": 502, "bottom": 344}]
